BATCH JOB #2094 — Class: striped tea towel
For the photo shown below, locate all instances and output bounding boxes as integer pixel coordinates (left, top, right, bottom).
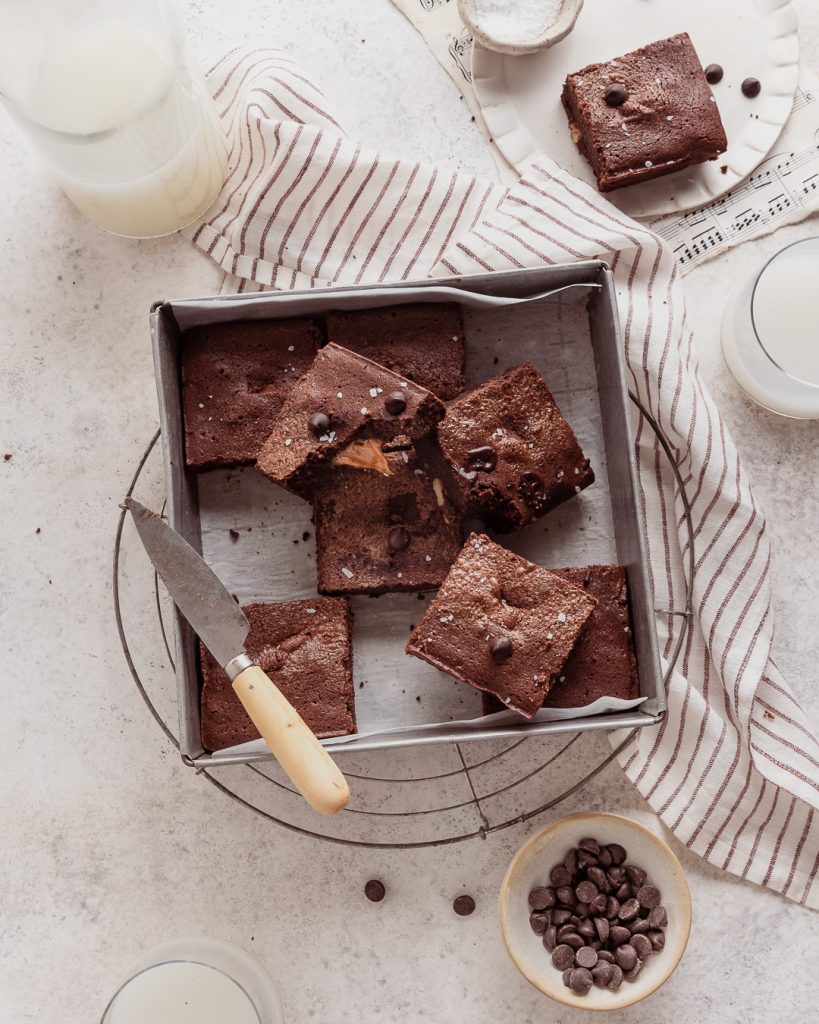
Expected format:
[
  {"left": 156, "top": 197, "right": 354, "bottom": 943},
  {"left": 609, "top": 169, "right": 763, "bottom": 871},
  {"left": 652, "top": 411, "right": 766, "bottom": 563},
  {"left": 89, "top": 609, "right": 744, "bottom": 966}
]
[{"left": 184, "top": 47, "right": 819, "bottom": 908}]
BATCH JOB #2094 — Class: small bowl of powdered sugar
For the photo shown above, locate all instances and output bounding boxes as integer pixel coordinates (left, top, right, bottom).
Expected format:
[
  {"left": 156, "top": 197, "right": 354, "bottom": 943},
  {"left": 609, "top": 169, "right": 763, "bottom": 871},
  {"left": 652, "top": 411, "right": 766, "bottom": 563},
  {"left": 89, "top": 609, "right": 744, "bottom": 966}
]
[{"left": 459, "top": 0, "right": 584, "bottom": 55}]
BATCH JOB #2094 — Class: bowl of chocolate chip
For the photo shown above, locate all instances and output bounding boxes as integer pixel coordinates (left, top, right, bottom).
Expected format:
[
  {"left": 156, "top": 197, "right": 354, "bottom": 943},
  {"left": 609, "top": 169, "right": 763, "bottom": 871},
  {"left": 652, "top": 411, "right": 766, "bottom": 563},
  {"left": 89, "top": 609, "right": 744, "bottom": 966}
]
[{"left": 499, "top": 813, "right": 691, "bottom": 1009}]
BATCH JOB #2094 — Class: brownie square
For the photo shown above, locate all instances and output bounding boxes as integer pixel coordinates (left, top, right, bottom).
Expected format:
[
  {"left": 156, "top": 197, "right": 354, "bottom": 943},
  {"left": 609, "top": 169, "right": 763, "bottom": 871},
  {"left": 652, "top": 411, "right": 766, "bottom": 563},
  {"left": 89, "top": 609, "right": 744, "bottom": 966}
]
[
  {"left": 199, "top": 598, "right": 356, "bottom": 751},
  {"left": 181, "top": 317, "right": 320, "bottom": 471},
  {"left": 482, "top": 564, "right": 638, "bottom": 715},
  {"left": 313, "top": 449, "right": 463, "bottom": 595},
  {"left": 325, "top": 303, "right": 466, "bottom": 400},
  {"left": 433, "top": 363, "right": 594, "bottom": 533},
  {"left": 561, "top": 33, "right": 728, "bottom": 192},
  {"left": 406, "top": 534, "right": 597, "bottom": 717},
  {"left": 255, "top": 343, "right": 444, "bottom": 495}
]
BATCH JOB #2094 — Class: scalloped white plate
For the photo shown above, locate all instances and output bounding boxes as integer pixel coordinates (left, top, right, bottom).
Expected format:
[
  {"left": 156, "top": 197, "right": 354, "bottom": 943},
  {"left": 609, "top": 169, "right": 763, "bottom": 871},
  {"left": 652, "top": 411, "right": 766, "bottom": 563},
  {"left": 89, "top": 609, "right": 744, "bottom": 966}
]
[{"left": 472, "top": 0, "right": 799, "bottom": 217}]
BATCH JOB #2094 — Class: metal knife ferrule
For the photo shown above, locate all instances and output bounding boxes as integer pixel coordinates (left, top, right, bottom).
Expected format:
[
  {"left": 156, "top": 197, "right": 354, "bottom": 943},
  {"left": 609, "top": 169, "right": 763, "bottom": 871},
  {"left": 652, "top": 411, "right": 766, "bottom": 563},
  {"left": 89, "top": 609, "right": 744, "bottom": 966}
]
[{"left": 224, "top": 652, "right": 255, "bottom": 682}]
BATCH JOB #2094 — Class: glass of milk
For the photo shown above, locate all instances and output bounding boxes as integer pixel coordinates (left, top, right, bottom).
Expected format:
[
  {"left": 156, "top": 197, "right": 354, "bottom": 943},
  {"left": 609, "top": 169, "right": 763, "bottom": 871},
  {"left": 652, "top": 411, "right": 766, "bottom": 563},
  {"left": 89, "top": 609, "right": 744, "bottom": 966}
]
[
  {"left": 0, "top": 0, "right": 228, "bottom": 237},
  {"left": 100, "top": 938, "right": 283, "bottom": 1024},
  {"left": 721, "top": 237, "right": 819, "bottom": 419}
]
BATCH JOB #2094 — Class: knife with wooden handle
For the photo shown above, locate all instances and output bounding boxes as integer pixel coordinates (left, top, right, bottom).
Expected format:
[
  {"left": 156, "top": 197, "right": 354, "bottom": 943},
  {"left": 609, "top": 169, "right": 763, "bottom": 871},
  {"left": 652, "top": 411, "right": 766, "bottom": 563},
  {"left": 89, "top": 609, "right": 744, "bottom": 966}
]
[{"left": 124, "top": 497, "right": 350, "bottom": 816}]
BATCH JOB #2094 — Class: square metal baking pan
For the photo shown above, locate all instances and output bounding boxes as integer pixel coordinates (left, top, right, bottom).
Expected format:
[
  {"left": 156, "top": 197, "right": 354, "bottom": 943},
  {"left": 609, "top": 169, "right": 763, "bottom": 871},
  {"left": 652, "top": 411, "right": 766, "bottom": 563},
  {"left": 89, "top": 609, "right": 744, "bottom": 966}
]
[{"left": 151, "top": 263, "right": 665, "bottom": 767}]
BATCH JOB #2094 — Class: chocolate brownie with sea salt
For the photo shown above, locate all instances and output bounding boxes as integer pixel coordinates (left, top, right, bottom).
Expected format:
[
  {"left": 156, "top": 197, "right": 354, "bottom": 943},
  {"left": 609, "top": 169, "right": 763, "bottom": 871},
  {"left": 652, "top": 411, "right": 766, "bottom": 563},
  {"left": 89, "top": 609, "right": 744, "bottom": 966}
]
[
  {"left": 325, "top": 303, "right": 466, "bottom": 400},
  {"left": 313, "top": 448, "right": 463, "bottom": 596},
  {"left": 181, "top": 317, "right": 320, "bottom": 470},
  {"left": 432, "top": 362, "right": 594, "bottom": 533},
  {"left": 255, "top": 342, "right": 444, "bottom": 496},
  {"left": 199, "top": 597, "right": 356, "bottom": 751},
  {"left": 406, "top": 534, "right": 597, "bottom": 718}
]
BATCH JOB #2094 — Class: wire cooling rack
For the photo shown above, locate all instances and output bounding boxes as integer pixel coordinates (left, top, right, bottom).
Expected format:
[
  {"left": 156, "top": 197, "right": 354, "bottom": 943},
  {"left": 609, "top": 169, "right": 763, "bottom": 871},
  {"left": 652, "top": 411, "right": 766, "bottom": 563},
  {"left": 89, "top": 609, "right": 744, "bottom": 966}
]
[{"left": 114, "top": 396, "right": 694, "bottom": 849}]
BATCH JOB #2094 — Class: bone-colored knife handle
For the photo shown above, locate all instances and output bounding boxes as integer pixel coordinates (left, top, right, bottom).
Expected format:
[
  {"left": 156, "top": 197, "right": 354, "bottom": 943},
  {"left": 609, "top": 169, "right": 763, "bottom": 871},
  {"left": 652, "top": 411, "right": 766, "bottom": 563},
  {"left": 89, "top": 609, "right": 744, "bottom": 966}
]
[{"left": 231, "top": 665, "right": 350, "bottom": 816}]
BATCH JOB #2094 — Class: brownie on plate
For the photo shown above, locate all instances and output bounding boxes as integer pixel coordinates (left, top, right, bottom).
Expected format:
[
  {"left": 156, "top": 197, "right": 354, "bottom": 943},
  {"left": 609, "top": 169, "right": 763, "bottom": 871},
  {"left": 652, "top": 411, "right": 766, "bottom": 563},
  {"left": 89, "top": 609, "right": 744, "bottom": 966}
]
[
  {"left": 325, "top": 303, "right": 466, "bottom": 400},
  {"left": 199, "top": 597, "right": 356, "bottom": 751},
  {"left": 406, "top": 534, "right": 597, "bottom": 718},
  {"left": 181, "top": 317, "right": 320, "bottom": 471},
  {"left": 482, "top": 564, "right": 638, "bottom": 715},
  {"left": 433, "top": 363, "right": 594, "bottom": 533},
  {"left": 561, "top": 33, "right": 728, "bottom": 192},
  {"left": 313, "top": 449, "right": 463, "bottom": 595},
  {"left": 255, "top": 343, "right": 444, "bottom": 495}
]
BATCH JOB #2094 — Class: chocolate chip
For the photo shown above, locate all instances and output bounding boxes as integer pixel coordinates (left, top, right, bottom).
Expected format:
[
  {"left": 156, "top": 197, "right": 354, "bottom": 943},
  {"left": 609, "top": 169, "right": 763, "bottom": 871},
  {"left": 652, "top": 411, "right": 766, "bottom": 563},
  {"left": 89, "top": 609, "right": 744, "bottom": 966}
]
[
  {"left": 556, "top": 886, "right": 576, "bottom": 907},
  {"left": 229, "top": 528, "right": 240, "bottom": 541},
  {"left": 557, "top": 923, "right": 577, "bottom": 942},
  {"left": 453, "top": 894, "right": 475, "bottom": 916},
  {"left": 592, "top": 961, "right": 613, "bottom": 987},
  {"left": 630, "top": 934, "right": 653, "bottom": 960},
  {"left": 489, "top": 636, "right": 513, "bottom": 664},
  {"left": 607, "top": 843, "right": 627, "bottom": 865},
  {"left": 543, "top": 925, "right": 558, "bottom": 950},
  {"left": 575, "top": 902, "right": 590, "bottom": 919},
  {"left": 609, "top": 925, "right": 631, "bottom": 946},
  {"left": 388, "top": 525, "right": 411, "bottom": 552},
  {"left": 551, "top": 908, "right": 571, "bottom": 926},
  {"left": 577, "top": 850, "right": 598, "bottom": 871},
  {"left": 564, "top": 847, "right": 579, "bottom": 875},
  {"left": 590, "top": 893, "right": 608, "bottom": 915},
  {"left": 614, "top": 944, "right": 638, "bottom": 971},
  {"left": 562, "top": 968, "right": 574, "bottom": 988},
  {"left": 742, "top": 77, "right": 761, "bottom": 98},
  {"left": 364, "top": 879, "right": 385, "bottom": 902},
  {"left": 529, "top": 911, "right": 549, "bottom": 934},
  {"left": 637, "top": 883, "right": 661, "bottom": 909},
  {"left": 618, "top": 898, "right": 640, "bottom": 922},
  {"left": 577, "top": 919, "right": 596, "bottom": 939},
  {"left": 597, "top": 949, "right": 615, "bottom": 964},
  {"left": 550, "top": 865, "right": 573, "bottom": 887},
  {"left": 625, "top": 865, "right": 646, "bottom": 889},
  {"left": 629, "top": 918, "right": 650, "bottom": 935},
  {"left": 518, "top": 471, "right": 547, "bottom": 510},
  {"left": 648, "top": 930, "right": 666, "bottom": 952},
  {"left": 607, "top": 866, "right": 625, "bottom": 884},
  {"left": 704, "top": 63, "right": 724, "bottom": 84},
  {"left": 597, "top": 847, "right": 613, "bottom": 868},
  {"left": 578, "top": 837, "right": 601, "bottom": 856},
  {"left": 575, "top": 880, "right": 599, "bottom": 903},
  {"left": 575, "top": 946, "right": 598, "bottom": 969},
  {"left": 649, "top": 905, "right": 668, "bottom": 929},
  {"left": 464, "top": 445, "right": 497, "bottom": 472},
  {"left": 594, "top": 916, "right": 610, "bottom": 943},
  {"left": 588, "top": 939, "right": 602, "bottom": 952},
  {"left": 384, "top": 391, "right": 407, "bottom": 415},
  {"left": 607, "top": 964, "right": 624, "bottom": 991},
  {"left": 552, "top": 944, "right": 575, "bottom": 971},
  {"left": 606, "top": 896, "right": 620, "bottom": 919},
  {"left": 568, "top": 967, "right": 593, "bottom": 993},
  {"left": 562, "top": 933, "right": 585, "bottom": 951},
  {"left": 528, "top": 886, "right": 553, "bottom": 910},
  {"left": 616, "top": 883, "right": 633, "bottom": 901},
  {"left": 587, "top": 866, "right": 608, "bottom": 892},
  {"left": 308, "top": 411, "right": 331, "bottom": 437},
  {"left": 624, "top": 959, "right": 644, "bottom": 981},
  {"left": 604, "top": 82, "right": 628, "bottom": 106}
]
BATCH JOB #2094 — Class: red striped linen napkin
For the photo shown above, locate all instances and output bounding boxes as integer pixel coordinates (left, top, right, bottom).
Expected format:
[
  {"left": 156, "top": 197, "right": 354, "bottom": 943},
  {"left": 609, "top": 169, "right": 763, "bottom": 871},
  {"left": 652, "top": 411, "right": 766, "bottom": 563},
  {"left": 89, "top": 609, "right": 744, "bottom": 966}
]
[{"left": 185, "top": 47, "right": 819, "bottom": 907}]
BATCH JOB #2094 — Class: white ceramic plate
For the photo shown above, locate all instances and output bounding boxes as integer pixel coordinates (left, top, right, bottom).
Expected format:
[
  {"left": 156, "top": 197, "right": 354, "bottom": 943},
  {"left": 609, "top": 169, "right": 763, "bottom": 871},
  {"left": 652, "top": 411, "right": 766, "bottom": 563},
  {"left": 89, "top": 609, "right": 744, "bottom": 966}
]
[
  {"left": 499, "top": 813, "right": 692, "bottom": 1010},
  {"left": 472, "top": 0, "right": 799, "bottom": 217}
]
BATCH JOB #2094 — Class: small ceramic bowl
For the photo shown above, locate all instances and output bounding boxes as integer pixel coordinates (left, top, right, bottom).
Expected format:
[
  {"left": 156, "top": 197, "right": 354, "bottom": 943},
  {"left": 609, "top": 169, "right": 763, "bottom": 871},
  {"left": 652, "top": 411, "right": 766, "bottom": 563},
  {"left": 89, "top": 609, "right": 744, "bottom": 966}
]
[
  {"left": 458, "top": 0, "right": 584, "bottom": 56},
  {"left": 499, "top": 812, "right": 691, "bottom": 1010}
]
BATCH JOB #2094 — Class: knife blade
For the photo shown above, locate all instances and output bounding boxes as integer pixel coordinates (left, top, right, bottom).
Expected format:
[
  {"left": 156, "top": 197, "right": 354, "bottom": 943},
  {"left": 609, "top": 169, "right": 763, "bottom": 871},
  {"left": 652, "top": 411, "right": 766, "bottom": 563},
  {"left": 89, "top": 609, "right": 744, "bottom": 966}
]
[{"left": 124, "top": 496, "right": 350, "bottom": 816}]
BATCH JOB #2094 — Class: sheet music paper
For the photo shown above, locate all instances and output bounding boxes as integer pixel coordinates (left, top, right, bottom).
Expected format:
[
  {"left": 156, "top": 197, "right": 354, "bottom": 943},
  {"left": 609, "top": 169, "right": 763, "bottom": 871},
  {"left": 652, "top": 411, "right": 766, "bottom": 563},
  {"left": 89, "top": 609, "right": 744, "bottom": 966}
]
[{"left": 390, "top": 0, "right": 819, "bottom": 272}]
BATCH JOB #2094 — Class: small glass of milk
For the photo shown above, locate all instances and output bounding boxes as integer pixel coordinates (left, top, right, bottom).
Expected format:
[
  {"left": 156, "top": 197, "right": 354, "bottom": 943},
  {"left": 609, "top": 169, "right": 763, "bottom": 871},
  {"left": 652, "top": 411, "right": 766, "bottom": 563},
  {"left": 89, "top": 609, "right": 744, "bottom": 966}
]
[
  {"left": 721, "top": 237, "right": 819, "bottom": 419},
  {"left": 0, "top": 0, "right": 228, "bottom": 238},
  {"left": 100, "top": 938, "right": 283, "bottom": 1024}
]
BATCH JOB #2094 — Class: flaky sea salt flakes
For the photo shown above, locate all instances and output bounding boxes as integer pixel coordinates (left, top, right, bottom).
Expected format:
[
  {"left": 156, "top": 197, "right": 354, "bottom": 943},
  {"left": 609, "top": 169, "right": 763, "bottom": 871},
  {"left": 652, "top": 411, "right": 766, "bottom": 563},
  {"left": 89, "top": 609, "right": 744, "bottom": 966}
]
[
  {"left": 360, "top": 407, "right": 369, "bottom": 415},
  {"left": 574, "top": 467, "right": 580, "bottom": 475},
  {"left": 425, "top": 554, "right": 432, "bottom": 562},
  {"left": 575, "top": 485, "right": 581, "bottom": 493},
  {"left": 557, "top": 612, "right": 567, "bottom": 623},
  {"left": 399, "top": 381, "right": 408, "bottom": 389},
  {"left": 401, "top": 451, "right": 409, "bottom": 463},
  {"left": 369, "top": 387, "right": 379, "bottom": 398},
  {"left": 645, "top": 160, "right": 653, "bottom": 168},
  {"left": 341, "top": 567, "right": 354, "bottom": 579},
  {"left": 666, "top": 115, "right": 674, "bottom": 122},
  {"left": 284, "top": 438, "right": 293, "bottom": 447},
  {"left": 546, "top": 632, "right": 553, "bottom": 641},
  {"left": 198, "top": 402, "right": 204, "bottom": 409},
  {"left": 287, "top": 344, "right": 295, "bottom": 352},
  {"left": 397, "top": 572, "right": 403, "bottom": 578},
  {"left": 305, "top": 608, "right": 317, "bottom": 614},
  {"left": 337, "top": 391, "right": 343, "bottom": 398}
]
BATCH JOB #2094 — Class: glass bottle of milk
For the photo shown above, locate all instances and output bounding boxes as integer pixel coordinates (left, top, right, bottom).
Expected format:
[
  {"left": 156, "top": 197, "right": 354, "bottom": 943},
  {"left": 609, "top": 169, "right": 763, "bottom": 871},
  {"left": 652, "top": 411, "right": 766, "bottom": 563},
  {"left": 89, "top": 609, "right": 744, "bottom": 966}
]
[{"left": 0, "top": 0, "right": 228, "bottom": 237}]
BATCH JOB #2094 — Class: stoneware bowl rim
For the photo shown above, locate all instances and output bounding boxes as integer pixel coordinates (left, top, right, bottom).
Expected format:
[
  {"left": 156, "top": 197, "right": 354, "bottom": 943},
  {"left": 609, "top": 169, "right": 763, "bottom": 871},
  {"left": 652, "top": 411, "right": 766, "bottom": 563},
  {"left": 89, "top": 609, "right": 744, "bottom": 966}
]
[
  {"left": 498, "top": 811, "right": 692, "bottom": 1011},
  {"left": 458, "top": 0, "right": 585, "bottom": 57}
]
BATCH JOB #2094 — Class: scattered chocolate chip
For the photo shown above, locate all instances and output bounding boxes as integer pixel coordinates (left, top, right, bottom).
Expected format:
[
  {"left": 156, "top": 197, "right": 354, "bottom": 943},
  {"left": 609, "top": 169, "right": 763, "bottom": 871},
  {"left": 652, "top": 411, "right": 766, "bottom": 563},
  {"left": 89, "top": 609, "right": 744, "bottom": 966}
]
[
  {"left": 528, "top": 886, "right": 553, "bottom": 910},
  {"left": 648, "top": 930, "right": 666, "bottom": 951},
  {"left": 576, "top": 946, "right": 598, "bottom": 969},
  {"left": 618, "top": 898, "right": 640, "bottom": 922},
  {"left": 562, "top": 968, "right": 574, "bottom": 988},
  {"left": 604, "top": 82, "right": 628, "bottom": 106},
  {"left": 614, "top": 943, "right": 638, "bottom": 971},
  {"left": 564, "top": 847, "right": 579, "bottom": 875},
  {"left": 3, "top": 453, "right": 12, "bottom": 461},
  {"left": 308, "top": 411, "right": 331, "bottom": 436},
  {"left": 229, "top": 529, "right": 240, "bottom": 541},
  {"left": 464, "top": 445, "right": 497, "bottom": 472},
  {"left": 606, "top": 896, "right": 620, "bottom": 919},
  {"left": 556, "top": 886, "right": 576, "bottom": 907},
  {"left": 551, "top": 908, "right": 571, "bottom": 926},
  {"left": 616, "top": 882, "right": 633, "bottom": 902},
  {"left": 742, "top": 77, "right": 761, "bottom": 98},
  {"left": 607, "top": 843, "right": 627, "bottom": 865},
  {"left": 562, "top": 933, "right": 585, "bottom": 951},
  {"left": 388, "top": 525, "right": 411, "bottom": 552},
  {"left": 629, "top": 918, "right": 650, "bottom": 935},
  {"left": 302, "top": 531, "right": 311, "bottom": 541},
  {"left": 649, "top": 905, "right": 668, "bottom": 929},
  {"left": 578, "top": 837, "right": 601, "bottom": 856},
  {"left": 453, "top": 894, "right": 476, "bottom": 916},
  {"left": 568, "top": 967, "right": 593, "bottom": 993},
  {"left": 364, "top": 879, "right": 385, "bottom": 902},
  {"left": 625, "top": 865, "right": 646, "bottom": 889},
  {"left": 587, "top": 865, "right": 608, "bottom": 891},
  {"left": 637, "top": 883, "right": 661, "bottom": 909},
  {"left": 594, "top": 916, "right": 610, "bottom": 943},
  {"left": 630, "top": 933, "right": 653, "bottom": 960},
  {"left": 590, "top": 893, "right": 608, "bottom": 915},
  {"left": 550, "top": 865, "right": 573, "bottom": 887},
  {"left": 592, "top": 961, "right": 613, "bottom": 987},
  {"left": 704, "top": 63, "right": 724, "bottom": 84},
  {"left": 529, "top": 911, "right": 549, "bottom": 935},
  {"left": 597, "top": 847, "right": 613, "bottom": 868},
  {"left": 518, "top": 471, "right": 547, "bottom": 510},
  {"left": 609, "top": 924, "right": 631, "bottom": 946},
  {"left": 607, "top": 964, "right": 624, "bottom": 991},
  {"left": 552, "top": 944, "right": 575, "bottom": 971},
  {"left": 384, "top": 391, "right": 407, "bottom": 416},
  {"left": 597, "top": 949, "right": 614, "bottom": 964},
  {"left": 577, "top": 849, "right": 598, "bottom": 871},
  {"left": 624, "top": 959, "right": 644, "bottom": 981},
  {"left": 576, "top": 880, "right": 599, "bottom": 903},
  {"left": 489, "top": 636, "right": 513, "bottom": 664},
  {"left": 577, "top": 919, "right": 596, "bottom": 940},
  {"left": 543, "top": 925, "right": 558, "bottom": 950}
]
